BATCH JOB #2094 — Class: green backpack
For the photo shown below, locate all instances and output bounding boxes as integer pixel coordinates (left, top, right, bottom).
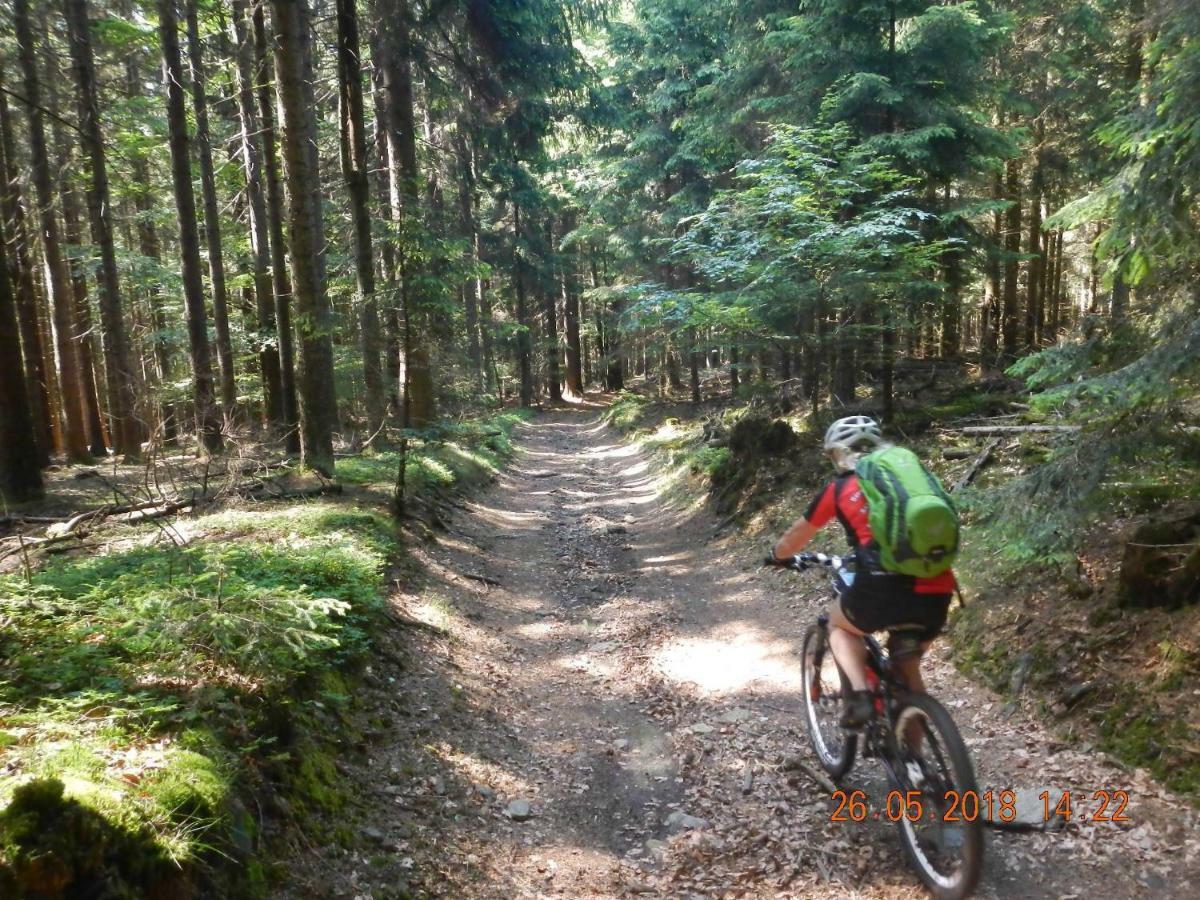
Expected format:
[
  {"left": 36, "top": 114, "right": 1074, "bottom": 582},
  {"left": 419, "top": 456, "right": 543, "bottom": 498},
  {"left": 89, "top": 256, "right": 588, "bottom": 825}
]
[{"left": 855, "top": 446, "right": 959, "bottom": 577}]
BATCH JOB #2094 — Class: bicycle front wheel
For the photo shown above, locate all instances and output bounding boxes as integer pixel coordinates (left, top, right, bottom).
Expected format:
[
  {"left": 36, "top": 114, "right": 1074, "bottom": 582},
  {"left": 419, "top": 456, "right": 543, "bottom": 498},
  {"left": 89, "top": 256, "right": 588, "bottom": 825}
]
[
  {"left": 800, "top": 622, "right": 856, "bottom": 779},
  {"left": 892, "top": 692, "right": 984, "bottom": 900}
]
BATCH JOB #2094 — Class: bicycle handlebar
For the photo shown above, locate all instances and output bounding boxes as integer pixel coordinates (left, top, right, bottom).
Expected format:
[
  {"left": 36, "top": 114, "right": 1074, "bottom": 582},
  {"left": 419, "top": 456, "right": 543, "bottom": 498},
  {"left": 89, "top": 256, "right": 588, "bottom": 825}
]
[{"left": 765, "top": 550, "right": 846, "bottom": 572}]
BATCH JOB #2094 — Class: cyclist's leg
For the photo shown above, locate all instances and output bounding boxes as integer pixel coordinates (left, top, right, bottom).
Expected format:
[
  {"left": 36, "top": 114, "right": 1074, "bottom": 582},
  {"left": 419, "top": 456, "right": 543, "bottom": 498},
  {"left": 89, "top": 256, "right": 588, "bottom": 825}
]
[
  {"left": 893, "top": 643, "right": 932, "bottom": 752},
  {"left": 892, "top": 643, "right": 931, "bottom": 694},
  {"left": 828, "top": 604, "right": 869, "bottom": 692}
]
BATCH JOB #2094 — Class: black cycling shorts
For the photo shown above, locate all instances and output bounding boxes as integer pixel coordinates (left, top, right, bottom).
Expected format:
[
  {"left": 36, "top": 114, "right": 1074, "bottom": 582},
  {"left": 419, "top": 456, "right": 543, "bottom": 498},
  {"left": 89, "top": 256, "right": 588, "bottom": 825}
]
[{"left": 836, "top": 567, "right": 950, "bottom": 647}]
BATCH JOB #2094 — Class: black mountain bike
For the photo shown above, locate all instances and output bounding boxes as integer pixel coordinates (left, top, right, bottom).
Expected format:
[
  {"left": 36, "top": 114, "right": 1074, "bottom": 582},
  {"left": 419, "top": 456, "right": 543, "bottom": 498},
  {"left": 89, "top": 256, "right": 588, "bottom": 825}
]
[{"left": 784, "top": 551, "right": 983, "bottom": 899}]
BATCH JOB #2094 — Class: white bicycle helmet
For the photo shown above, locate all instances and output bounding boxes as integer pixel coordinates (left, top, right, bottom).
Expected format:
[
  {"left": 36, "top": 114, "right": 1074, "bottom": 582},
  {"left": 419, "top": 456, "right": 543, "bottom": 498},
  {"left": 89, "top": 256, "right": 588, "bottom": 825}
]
[{"left": 823, "top": 415, "right": 883, "bottom": 452}]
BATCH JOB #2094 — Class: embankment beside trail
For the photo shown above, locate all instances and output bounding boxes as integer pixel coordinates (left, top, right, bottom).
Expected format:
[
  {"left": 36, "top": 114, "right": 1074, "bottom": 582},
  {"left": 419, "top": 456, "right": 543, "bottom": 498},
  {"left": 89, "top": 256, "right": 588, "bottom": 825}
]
[{"left": 0, "top": 410, "right": 529, "bottom": 898}]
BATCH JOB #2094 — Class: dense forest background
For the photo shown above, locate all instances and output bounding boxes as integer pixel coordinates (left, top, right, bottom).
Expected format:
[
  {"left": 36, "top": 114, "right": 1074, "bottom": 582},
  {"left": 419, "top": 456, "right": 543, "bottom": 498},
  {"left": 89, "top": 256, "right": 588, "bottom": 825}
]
[{"left": 1, "top": 0, "right": 1196, "bottom": 505}]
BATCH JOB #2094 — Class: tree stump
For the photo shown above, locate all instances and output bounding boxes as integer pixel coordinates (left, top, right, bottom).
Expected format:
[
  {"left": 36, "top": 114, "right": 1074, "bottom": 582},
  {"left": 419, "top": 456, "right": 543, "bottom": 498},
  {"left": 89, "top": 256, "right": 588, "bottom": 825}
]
[{"left": 1118, "top": 511, "right": 1200, "bottom": 609}]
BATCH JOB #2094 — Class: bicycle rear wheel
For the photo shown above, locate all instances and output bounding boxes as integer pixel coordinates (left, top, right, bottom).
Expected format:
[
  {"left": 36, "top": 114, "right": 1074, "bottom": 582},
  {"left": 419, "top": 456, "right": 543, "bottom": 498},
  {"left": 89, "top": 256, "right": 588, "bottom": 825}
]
[
  {"left": 892, "top": 692, "right": 983, "bottom": 900},
  {"left": 800, "top": 622, "right": 856, "bottom": 779}
]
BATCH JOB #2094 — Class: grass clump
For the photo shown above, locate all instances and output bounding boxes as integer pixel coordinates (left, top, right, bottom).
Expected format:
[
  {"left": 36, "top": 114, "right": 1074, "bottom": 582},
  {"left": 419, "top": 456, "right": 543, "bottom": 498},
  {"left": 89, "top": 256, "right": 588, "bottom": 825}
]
[
  {"left": 337, "top": 409, "right": 532, "bottom": 489},
  {"left": 607, "top": 391, "right": 653, "bottom": 431}
]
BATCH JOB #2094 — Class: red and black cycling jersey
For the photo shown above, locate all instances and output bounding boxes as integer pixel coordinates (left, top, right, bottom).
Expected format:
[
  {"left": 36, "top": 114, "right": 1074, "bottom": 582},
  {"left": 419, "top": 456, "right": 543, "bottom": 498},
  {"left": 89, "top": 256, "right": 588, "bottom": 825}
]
[{"left": 805, "top": 471, "right": 956, "bottom": 595}]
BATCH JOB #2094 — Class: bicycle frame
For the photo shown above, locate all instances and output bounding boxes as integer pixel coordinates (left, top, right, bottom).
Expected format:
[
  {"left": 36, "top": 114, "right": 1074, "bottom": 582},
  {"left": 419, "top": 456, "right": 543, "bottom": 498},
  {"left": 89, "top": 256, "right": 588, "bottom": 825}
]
[{"left": 816, "top": 612, "right": 915, "bottom": 792}]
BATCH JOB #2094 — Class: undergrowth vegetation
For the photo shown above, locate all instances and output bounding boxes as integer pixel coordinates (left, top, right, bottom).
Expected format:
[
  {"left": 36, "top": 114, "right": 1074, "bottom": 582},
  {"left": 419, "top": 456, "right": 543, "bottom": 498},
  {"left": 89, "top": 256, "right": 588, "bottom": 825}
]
[
  {"left": 0, "top": 504, "right": 392, "bottom": 896},
  {"left": 336, "top": 410, "right": 533, "bottom": 491},
  {"left": 0, "top": 408, "right": 529, "bottom": 896}
]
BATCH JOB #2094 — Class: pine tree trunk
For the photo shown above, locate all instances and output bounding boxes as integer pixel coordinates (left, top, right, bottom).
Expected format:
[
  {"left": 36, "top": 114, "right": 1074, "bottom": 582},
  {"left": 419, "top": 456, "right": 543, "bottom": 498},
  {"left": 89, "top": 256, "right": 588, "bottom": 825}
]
[
  {"left": 941, "top": 249, "right": 963, "bottom": 358},
  {"left": 0, "top": 211, "right": 43, "bottom": 501},
  {"left": 0, "top": 81, "right": 53, "bottom": 462},
  {"left": 454, "top": 133, "right": 483, "bottom": 391},
  {"left": 56, "top": 145, "right": 108, "bottom": 458},
  {"left": 605, "top": 300, "right": 624, "bottom": 391},
  {"left": 544, "top": 220, "right": 562, "bottom": 402},
  {"left": 1050, "top": 230, "right": 1065, "bottom": 338},
  {"left": 269, "top": 0, "right": 339, "bottom": 476},
  {"left": 64, "top": 0, "right": 142, "bottom": 457},
  {"left": 729, "top": 344, "right": 740, "bottom": 394},
  {"left": 512, "top": 203, "right": 534, "bottom": 407},
  {"left": 130, "top": 151, "right": 176, "bottom": 444},
  {"left": 231, "top": 0, "right": 283, "bottom": 428},
  {"left": 480, "top": 276, "right": 498, "bottom": 395},
  {"left": 336, "top": 0, "right": 385, "bottom": 442},
  {"left": 13, "top": 0, "right": 90, "bottom": 463},
  {"left": 1002, "top": 156, "right": 1022, "bottom": 359},
  {"left": 183, "top": 0, "right": 236, "bottom": 417},
  {"left": 833, "top": 305, "right": 856, "bottom": 404},
  {"left": 981, "top": 170, "right": 1002, "bottom": 363},
  {"left": 158, "top": 0, "right": 223, "bottom": 455},
  {"left": 688, "top": 327, "right": 701, "bottom": 404},
  {"left": 1025, "top": 157, "right": 1043, "bottom": 349},
  {"left": 561, "top": 213, "right": 583, "bottom": 398},
  {"left": 253, "top": 0, "right": 299, "bottom": 451},
  {"left": 881, "top": 324, "right": 895, "bottom": 424},
  {"left": 369, "top": 75, "right": 402, "bottom": 415},
  {"left": 379, "top": 0, "right": 435, "bottom": 426}
]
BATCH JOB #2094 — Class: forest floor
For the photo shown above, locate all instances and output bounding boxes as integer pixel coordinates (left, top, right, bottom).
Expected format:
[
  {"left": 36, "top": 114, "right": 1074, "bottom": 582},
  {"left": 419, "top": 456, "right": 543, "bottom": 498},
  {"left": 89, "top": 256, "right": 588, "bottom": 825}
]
[{"left": 274, "top": 402, "right": 1200, "bottom": 899}]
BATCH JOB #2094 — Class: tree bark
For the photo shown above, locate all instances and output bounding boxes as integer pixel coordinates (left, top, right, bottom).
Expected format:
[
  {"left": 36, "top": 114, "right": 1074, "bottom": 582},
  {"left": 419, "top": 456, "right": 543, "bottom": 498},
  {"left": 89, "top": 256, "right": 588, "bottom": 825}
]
[
  {"left": 1002, "top": 156, "right": 1022, "bottom": 359},
  {"left": 185, "top": 0, "right": 236, "bottom": 416},
  {"left": 512, "top": 203, "right": 534, "bottom": 407},
  {"left": 231, "top": 0, "right": 283, "bottom": 428},
  {"left": 55, "top": 135, "right": 108, "bottom": 458},
  {"left": 454, "top": 131, "right": 483, "bottom": 391},
  {"left": 0, "top": 80, "right": 53, "bottom": 462},
  {"left": 688, "top": 326, "right": 701, "bottom": 404},
  {"left": 544, "top": 219, "right": 562, "bottom": 402},
  {"left": 336, "top": 0, "right": 385, "bottom": 441},
  {"left": 158, "top": 0, "right": 223, "bottom": 454},
  {"left": 1025, "top": 157, "right": 1043, "bottom": 349},
  {"left": 981, "top": 167, "right": 1002, "bottom": 364},
  {"left": 269, "top": 0, "right": 339, "bottom": 475},
  {"left": 729, "top": 343, "right": 740, "bottom": 394},
  {"left": 0, "top": 209, "right": 43, "bottom": 501},
  {"left": 561, "top": 213, "right": 583, "bottom": 398},
  {"left": 833, "top": 305, "right": 856, "bottom": 404},
  {"left": 369, "top": 74, "right": 402, "bottom": 415},
  {"left": 13, "top": 0, "right": 90, "bottom": 463},
  {"left": 64, "top": 0, "right": 142, "bottom": 457},
  {"left": 379, "top": 0, "right": 435, "bottom": 426},
  {"left": 253, "top": 0, "right": 299, "bottom": 451},
  {"left": 130, "top": 150, "right": 176, "bottom": 443}
]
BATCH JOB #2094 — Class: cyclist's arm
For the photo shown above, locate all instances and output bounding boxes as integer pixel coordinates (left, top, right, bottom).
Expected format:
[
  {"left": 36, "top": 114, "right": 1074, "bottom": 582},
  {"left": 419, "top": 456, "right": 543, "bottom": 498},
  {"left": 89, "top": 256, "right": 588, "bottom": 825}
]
[
  {"left": 773, "top": 517, "right": 819, "bottom": 561},
  {"left": 772, "top": 480, "right": 839, "bottom": 562}
]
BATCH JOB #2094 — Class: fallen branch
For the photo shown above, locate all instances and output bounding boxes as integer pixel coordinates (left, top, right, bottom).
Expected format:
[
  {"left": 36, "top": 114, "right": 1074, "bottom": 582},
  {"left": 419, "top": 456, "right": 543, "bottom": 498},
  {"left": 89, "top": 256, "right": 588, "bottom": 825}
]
[
  {"left": 0, "top": 499, "right": 195, "bottom": 563},
  {"left": 952, "top": 438, "right": 1001, "bottom": 492},
  {"left": 797, "top": 760, "right": 837, "bottom": 794},
  {"left": 462, "top": 572, "right": 501, "bottom": 587},
  {"left": 782, "top": 755, "right": 838, "bottom": 794},
  {"left": 235, "top": 482, "right": 344, "bottom": 500},
  {"left": 957, "top": 424, "right": 1079, "bottom": 435}
]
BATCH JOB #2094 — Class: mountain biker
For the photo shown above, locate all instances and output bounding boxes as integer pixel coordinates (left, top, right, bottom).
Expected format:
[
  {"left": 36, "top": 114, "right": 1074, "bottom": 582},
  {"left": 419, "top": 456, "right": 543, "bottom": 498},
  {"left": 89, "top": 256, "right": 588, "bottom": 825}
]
[{"left": 768, "top": 415, "right": 956, "bottom": 730}]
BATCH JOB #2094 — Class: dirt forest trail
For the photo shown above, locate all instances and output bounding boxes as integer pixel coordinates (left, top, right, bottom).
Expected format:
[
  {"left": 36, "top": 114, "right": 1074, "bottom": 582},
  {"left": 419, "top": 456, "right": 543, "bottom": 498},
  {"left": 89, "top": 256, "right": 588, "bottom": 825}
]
[{"left": 277, "top": 406, "right": 1200, "bottom": 899}]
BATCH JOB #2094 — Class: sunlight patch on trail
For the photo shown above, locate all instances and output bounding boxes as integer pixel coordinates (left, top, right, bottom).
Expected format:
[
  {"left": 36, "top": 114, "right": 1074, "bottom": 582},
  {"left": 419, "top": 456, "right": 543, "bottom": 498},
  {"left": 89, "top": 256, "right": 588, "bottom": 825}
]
[{"left": 653, "top": 623, "right": 803, "bottom": 695}]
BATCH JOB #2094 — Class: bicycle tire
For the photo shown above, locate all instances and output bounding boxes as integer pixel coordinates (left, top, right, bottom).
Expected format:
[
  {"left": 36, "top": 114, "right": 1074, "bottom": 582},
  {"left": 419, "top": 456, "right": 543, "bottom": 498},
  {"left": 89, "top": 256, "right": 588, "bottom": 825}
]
[
  {"left": 800, "top": 622, "right": 856, "bottom": 779},
  {"left": 892, "top": 692, "right": 984, "bottom": 900}
]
